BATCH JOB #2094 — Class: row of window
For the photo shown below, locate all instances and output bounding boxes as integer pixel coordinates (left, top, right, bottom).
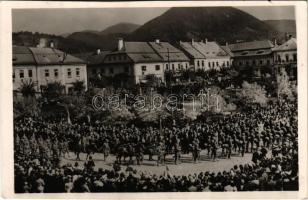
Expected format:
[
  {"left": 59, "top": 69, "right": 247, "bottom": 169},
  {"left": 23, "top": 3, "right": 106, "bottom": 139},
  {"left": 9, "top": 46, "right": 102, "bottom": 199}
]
[
  {"left": 196, "top": 60, "right": 230, "bottom": 68},
  {"left": 13, "top": 68, "right": 81, "bottom": 79},
  {"left": 165, "top": 63, "right": 188, "bottom": 71},
  {"left": 92, "top": 66, "right": 129, "bottom": 75},
  {"left": 238, "top": 59, "right": 271, "bottom": 66},
  {"left": 276, "top": 54, "right": 297, "bottom": 62}
]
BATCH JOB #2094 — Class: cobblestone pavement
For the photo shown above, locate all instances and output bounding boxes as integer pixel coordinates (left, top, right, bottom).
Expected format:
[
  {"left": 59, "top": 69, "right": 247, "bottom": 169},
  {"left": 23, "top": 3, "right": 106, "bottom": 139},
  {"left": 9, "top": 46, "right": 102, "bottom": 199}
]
[{"left": 61, "top": 150, "right": 253, "bottom": 176}]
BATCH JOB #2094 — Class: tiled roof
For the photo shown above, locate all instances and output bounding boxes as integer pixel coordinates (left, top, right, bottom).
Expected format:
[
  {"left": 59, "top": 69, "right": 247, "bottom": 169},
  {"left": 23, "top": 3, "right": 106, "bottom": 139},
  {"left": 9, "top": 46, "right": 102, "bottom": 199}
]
[
  {"left": 233, "top": 49, "right": 272, "bottom": 57},
  {"left": 86, "top": 51, "right": 110, "bottom": 65},
  {"left": 272, "top": 38, "right": 297, "bottom": 52},
  {"left": 13, "top": 46, "right": 85, "bottom": 65},
  {"left": 107, "top": 42, "right": 163, "bottom": 63},
  {"left": 193, "top": 41, "right": 229, "bottom": 58},
  {"left": 179, "top": 42, "right": 206, "bottom": 59},
  {"left": 149, "top": 42, "right": 189, "bottom": 62},
  {"left": 230, "top": 40, "right": 274, "bottom": 52},
  {"left": 126, "top": 53, "right": 162, "bottom": 63},
  {"left": 123, "top": 42, "right": 156, "bottom": 53},
  {"left": 29, "top": 47, "right": 85, "bottom": 65},
  {"left": 220, "top": 45, "right": 234, "bottom": 57},
  {"left": 13, "top": 46, "right": 36, "bottom": 65}
]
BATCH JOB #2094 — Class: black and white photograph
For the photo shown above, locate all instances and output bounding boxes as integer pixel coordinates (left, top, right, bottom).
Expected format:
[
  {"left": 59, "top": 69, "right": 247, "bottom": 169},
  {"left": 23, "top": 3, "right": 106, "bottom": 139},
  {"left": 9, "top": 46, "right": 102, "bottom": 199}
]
[{"left": 0, "top": 1, "right": 307, "bottom": 197}]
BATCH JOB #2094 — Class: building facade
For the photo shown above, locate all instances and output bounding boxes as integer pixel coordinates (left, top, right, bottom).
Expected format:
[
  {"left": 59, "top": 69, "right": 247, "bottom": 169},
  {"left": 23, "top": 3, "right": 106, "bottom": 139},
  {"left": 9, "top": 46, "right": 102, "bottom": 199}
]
[
  {"left": 229, "top": 40, "right": 274, "bottom": 78},
  {"left": 102, "top": 39, "right": 165, "bottom": 86},
  {"left": 272, "top": 37, "right": 297, "bottom": 79},
  {"left": 179, "top": 39, "right": 232, "bottom": 71},
  {"left": 13, "top": 46, "right": 87, "bottom": 94}
]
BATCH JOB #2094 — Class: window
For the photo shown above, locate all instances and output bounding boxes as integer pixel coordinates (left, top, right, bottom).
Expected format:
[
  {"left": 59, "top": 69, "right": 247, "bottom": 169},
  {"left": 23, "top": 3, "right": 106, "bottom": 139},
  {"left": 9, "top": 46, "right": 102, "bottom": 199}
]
[
  {"left": 124, "top": 66, "right": 129, "bottom": 73},
  {"left": 76, "top": 68, "right": 80, "bottom": 77},
  {"left": 54, "top": 69, "right": 59, "bottom": 77},
  {"left": 186, "top": 63, "right": 188, "bottom": 69},
  {"left": 239, "top": 62, "right": 242, "bottom": 66},
  {"left": 208, "top": 62, "right": 211, "bottom": 68},
  {"left": 155, "top": 65, "right": 160, "bottom": 71},
  {"left": 259, "top": 60, "right": 263, "bottom": 65},
  {"left": 293, "top": 53, "right": 297, "bottom": 61},
  {"left": 141, "top": 66, "right": 146, "bottom": 71},
  {"left": 277, "top": 55, "right": 281, "bottom": 62},
  {"left": 178, "top": 63, "right": 180, "bottom": 69},
  {"left": 267, "top": 60, "right": 270, "bottom": 65},
  {"left": 197, "top": 60, "right": 200, "bottom": 67},
  {"left": 252, "top": 60, "right": 256, "bottom": 65},
  {"left": 212, "top": 62, "right": 215, "bottom": 68},
  {"left": 202, "top": 60, "right": 204, "bottom": 67},
  {"left": 109, "top": 68, "right": 114, "bottom": 74},
  {"left": 216, "top": 62, "right": 219, "bottom": 67},
  {"left": 67, "top": 68, "right": 71, "bottom": 78},
  {"left": 172, "top": 64, "right": 175, "bottom": 70},
  {"left": 19, "top": 70, "right": 24, "bottom": 78},
  {"left": 13, "top": 71, "right": 15, "bottom": 82},
  {"left": 227, "top": 61, "right": 230, "bottom": 66},
  {"left": 286, "top": 54, "right": 289, "bottom": 62},
  {"left": 246, "top": 61, "right": 249, "bottom": 66},
  {"left": 44, "top": 69, "right": 49, "bottom": 77},
  {"left": 166, "top": 64, "right": 169, "bottom": 70},
  {"left": 28, "top": 70, "right": 33, "bottom": 78}
]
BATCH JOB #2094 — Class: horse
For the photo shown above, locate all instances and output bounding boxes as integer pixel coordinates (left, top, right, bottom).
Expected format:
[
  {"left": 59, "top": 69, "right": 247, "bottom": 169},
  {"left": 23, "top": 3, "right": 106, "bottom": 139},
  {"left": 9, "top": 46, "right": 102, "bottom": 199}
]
[{"left": 115, "top": 144, "right": 136, "bottom": 164}]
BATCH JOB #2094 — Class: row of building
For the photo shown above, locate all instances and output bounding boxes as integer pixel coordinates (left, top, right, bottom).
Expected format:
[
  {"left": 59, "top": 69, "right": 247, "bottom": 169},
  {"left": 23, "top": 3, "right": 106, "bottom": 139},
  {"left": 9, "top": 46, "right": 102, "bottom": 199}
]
[{"left": 13, "top": 37, "right": 297, "bottom": 93}]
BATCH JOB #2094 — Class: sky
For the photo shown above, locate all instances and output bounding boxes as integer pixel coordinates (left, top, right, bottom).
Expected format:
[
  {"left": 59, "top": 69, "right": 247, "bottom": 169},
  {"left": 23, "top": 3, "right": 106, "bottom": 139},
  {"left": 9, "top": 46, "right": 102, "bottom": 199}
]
[{"left": 12, "top": 6, "right": 295, "bottom": 36}]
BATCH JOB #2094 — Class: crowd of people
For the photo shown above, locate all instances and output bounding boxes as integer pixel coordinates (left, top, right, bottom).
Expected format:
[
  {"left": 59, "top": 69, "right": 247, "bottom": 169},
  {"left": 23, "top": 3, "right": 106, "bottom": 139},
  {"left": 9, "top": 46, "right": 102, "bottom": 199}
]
[{"left": 14, "top": 99, "right": 298, "bottom": 192}]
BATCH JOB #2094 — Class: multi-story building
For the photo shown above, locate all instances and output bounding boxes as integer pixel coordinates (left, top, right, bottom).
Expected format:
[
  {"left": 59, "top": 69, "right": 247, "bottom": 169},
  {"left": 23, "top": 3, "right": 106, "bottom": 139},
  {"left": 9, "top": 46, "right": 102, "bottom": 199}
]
[
  {"left": 103, "top": 39, "right": 165, "bottom": 86},
  {"left": 13, "top": 45, "right": 87, "bottom": 94},
  {"left": 229, "top": 40, "right": 274, "bottom": 78},
  {"left": 272, "top": 37, "right": 297, "bottom": 79},
  {"left": 179, "top": 39, "right": 232, "bottom": 71},
  {"left": 148, "top": 40, "right": 190, "bottom": 73}
]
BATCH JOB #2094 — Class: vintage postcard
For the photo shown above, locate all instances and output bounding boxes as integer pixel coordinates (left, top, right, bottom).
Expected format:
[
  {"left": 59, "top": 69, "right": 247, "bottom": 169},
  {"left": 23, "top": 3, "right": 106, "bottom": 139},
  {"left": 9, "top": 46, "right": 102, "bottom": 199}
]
[{"left": 0, "top": 1, "right": 307, "bottom": 199}]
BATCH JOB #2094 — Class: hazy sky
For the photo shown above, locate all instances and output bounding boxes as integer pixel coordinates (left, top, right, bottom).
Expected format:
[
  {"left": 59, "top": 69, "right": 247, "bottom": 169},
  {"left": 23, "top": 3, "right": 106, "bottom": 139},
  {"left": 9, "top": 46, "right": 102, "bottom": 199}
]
[{"left": 12, "top": 6, "right": 295, "bottom": 35}]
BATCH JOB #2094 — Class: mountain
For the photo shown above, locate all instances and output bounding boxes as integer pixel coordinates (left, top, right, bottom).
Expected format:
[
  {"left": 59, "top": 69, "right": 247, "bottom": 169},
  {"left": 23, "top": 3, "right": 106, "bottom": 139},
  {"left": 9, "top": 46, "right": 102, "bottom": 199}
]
[
  {"left": 66, "top": 32, "right": 127, "bottom": 51},
  {"left": 263, "top": 20, "right": 296, "bottom": 35},
  {"left": 100, "top": 22, "right": 140, "bottom": 35},
  {"left": 129, "top": 7, "right": 282, "bottom": 43},
  {"left": 13, "top": 31, "right": 100, "bottom": 54}
]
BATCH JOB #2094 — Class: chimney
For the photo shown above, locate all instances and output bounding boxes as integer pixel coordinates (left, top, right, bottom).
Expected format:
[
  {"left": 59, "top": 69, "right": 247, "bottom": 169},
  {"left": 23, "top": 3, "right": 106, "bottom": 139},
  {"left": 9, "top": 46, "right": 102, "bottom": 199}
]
[
  {"left": 97, "top": 49, "right": 101, "bottom": 55},
  {"left": 205, "top": 38, "right": 208, "bottom": 44},
  {"left": 274, "top": 39, "right": 277, "bottom": 46},
  {"left": 191, "top": 38, "right": 195, "bottom": 46},
  {"left": 37, "top": 38, "right": 47, "bottom": 48},
  {"left": 225, "top": 42, "right": 228, "bottom": 47},
  {"left": 155, "top": 39, "right": 160, "bottom": 44},
  {"left": 118, "top": 38, "right": 124, "bottom": 51},
  {"left": 50, "top": 41, "right": 54, "bottom": 48}
]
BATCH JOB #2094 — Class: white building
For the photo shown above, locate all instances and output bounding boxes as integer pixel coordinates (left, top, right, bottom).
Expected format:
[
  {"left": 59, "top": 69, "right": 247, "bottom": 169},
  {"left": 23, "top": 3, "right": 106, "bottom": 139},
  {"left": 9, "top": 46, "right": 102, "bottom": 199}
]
[
  {"left": 272, "top": 37, "right": 297, "bottom": 78},
  {"left": 102, "top": 39, "right": 167, "bottom": 86},
  {"left": 13, "top": 45, "right": 87, "bottom": 94},
  {"left": 179, "top": 39, "right": 232, "bottom": 71}
]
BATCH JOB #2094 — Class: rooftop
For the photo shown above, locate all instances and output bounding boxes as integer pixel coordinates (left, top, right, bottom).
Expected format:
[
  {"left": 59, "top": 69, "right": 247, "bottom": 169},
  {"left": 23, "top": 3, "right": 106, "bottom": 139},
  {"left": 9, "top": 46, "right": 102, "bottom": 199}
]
[{"left": 13, "top": 46, "right": 86, "bottom": 65}]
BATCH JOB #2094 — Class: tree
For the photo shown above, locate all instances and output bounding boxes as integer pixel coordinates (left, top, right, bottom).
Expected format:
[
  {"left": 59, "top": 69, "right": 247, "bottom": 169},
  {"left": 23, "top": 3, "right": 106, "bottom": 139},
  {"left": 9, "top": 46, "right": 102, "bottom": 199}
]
[
  {"left": 237, "top": 81, "right": 268, "bottom": 106},
  {"left": 277, "top": 68, "right": 294, "bottom": 100},
  {"left": 72, "top": 80, "right": 85, "bottom": 95},
  {"left": 41, "top": 81, "right": 65, "bottom": 99},
  {"left": 19, "top": 80, "right": 36, "bottom": 98}
]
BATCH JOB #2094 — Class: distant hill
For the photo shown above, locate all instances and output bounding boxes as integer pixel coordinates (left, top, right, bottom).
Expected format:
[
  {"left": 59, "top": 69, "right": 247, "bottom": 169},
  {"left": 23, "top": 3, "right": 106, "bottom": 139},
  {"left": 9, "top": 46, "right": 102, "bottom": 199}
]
[
  {"left": 14, "top": 8, "right": 292, "bottom": 53},
  {"left": 263, "top": 20, "right": 296, "bottom": 35},
  {"left": 12, "top": 31, "right": 100, "bottom": 54},
  {"left": 129, "top": 7, "right": 282, "bottom": 44},
  {"left": 100, "top": 22, "right": 140, "bottom": 35},
  {"left": 66, "top": 32, "right": 127, "bottom": 51}
]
